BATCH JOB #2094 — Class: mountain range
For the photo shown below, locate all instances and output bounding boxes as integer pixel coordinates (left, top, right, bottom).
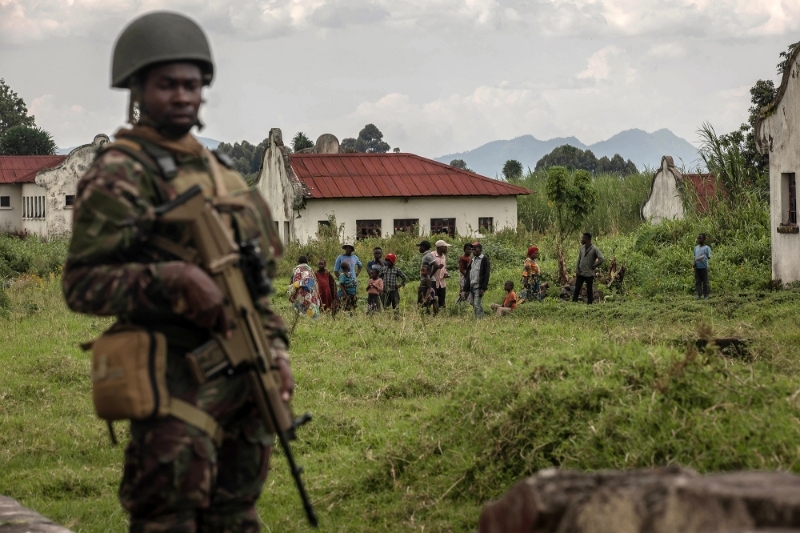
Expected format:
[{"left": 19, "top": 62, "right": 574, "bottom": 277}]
[{"left": 435, "top": 128, "right": 701, "bottom": 178}]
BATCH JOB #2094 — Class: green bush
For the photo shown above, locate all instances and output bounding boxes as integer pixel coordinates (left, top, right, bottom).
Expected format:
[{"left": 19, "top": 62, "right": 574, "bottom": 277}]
[{"left": 0, "top": 235, "right": 67, "bottom": 279}]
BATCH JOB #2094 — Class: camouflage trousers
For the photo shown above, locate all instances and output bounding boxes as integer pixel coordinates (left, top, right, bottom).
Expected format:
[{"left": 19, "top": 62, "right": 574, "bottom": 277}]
[{"left": 120, "top": 359, "right": 274, "bottom": 533}]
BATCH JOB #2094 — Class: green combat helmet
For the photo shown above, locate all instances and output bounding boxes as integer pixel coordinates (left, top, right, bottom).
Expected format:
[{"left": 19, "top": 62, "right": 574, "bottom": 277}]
[{"left": 111, "top": 11, "right": 215, "bottom": 89}]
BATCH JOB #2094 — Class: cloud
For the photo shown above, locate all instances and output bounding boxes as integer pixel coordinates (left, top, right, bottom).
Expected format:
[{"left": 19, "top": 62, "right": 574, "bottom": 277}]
[
  {"left": 310, "top": 0, "right": 390, "bottom": 28},
  {"left": 578, "top": 46, "right": 622, "bottom": 80},
  {"left": 2, "top": 0, "right": 799, "bottom": 45}
]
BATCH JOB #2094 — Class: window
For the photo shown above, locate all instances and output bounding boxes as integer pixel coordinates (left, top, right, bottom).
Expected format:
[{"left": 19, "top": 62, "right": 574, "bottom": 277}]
[
  {"left": 284, "top": 221, "right": 291, "bottom": 245},
  {"left": 0, "top": 196, "right": 9, "bottom": 208},
  {"left": 65, "top": 195, "right": 75, "bottom": 207},
  {"left": 22, "top": 195, "right": 45, "bottom": 219},
  {"left": 478, "top": 217, "right": 494, "bottom": 233},
  {"left": 273, "top": 221, "right": 279, "bottom": 234},
  {"left": 318, "top": 220, "right": 331, "bottom": 229},
  {"left": 356, "top": 219, "right": 382, "bottom": 240},
  {"left": 783, "top": 173, "right": 797, "bottom": 225},
  {"left": 430, "top": 218, "right": 455, "bottom": 237},
  {"left": 393, "top": 218, "right": 419, "bottom": 235}
]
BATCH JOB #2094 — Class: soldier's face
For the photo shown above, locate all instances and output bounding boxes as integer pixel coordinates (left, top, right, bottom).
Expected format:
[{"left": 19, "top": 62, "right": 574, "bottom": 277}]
[{"left": 141, "top": 62, "right": 203, "bottom": 137}]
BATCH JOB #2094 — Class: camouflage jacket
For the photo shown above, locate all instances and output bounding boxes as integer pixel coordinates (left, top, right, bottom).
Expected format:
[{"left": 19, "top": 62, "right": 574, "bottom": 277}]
[{"left": 62, "top": 126, "right": 288, "bottom": 350}]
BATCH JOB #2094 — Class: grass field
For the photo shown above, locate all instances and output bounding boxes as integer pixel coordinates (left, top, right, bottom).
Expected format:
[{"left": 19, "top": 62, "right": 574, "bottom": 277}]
[{"left": 3, "top": 267, "right": 800, "bottom": 532}]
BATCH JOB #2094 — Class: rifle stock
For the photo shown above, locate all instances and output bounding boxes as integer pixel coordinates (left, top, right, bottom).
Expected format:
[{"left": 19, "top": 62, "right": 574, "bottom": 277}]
[{"left": 157, "top": 185, "right": 318, "bottom": 527}]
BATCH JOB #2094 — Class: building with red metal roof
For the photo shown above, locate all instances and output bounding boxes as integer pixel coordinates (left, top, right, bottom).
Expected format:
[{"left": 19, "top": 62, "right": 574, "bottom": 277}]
[
  {"left": 0, "top": 135, "right": 109, "bottom": 236},
  {"left": 255, "top": 129, "right": 531, "bottom": 244}
]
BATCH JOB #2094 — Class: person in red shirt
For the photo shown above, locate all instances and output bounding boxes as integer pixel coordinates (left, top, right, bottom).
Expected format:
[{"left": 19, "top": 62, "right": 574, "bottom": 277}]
[
  {"left": 491, "top": 281, "right": 517, "bottom": 317},
  {"left": 316, "top": 257, "right": 338, "bottom": 312}
]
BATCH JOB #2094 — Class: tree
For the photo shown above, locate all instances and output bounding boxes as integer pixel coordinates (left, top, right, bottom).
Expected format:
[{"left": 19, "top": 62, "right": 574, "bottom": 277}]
[
  {"left": 0, "top": 79, "right": 35, "bottom": 138},
  {"left": 449, "top": 159, "right": 472, "bottom": 171},
  {"left": 355, "top": 124, "right": 390, "bottom": 153},
  {"left": 215, "top": 137, "right": 269, "bottom": 182},
  {"left": 545, "top": 166, "right": 597, "bottom": 284},
  {"left": 292, "top": 132, "right": 314, "bottom": 152},
  {"left": 716, "top": 80, "right": 775, "bottom": 179},
  {"left": 502, "top": 159, "right": 523, "bottom": 180},
  {"left": 0, "top": 125, "right": 56, "bottom": 155},
  {"left": 536, "top": 145, "right": 636, "bottom": 175},
  {"left": 340, "top": 138, "right": 358, "bottom": 153}
]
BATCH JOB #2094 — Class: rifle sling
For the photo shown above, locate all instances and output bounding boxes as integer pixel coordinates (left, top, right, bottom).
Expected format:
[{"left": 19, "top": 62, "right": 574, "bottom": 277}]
[{"left": 168, "top": 398, "right": 224, "bottom": 447}]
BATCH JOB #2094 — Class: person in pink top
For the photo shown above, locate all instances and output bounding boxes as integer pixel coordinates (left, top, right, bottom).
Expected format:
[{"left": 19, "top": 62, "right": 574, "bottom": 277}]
[{"left": 366, "top": 268, "right": 384, "bottom": 314}]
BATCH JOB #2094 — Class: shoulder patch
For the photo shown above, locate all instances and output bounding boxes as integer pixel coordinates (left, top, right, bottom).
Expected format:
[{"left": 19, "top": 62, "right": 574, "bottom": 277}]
[{"left": 213, "top": 149, "right": 235, "bottom": 169}]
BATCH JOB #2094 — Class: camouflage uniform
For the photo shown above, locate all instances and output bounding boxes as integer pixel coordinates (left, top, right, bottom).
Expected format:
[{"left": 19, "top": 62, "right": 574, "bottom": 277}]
[{"left": 63, "top": 126, "right": 288, "bottom": 533}]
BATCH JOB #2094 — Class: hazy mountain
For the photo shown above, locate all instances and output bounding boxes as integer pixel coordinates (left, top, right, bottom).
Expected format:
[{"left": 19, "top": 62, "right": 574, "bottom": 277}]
[
  {"left": 197, "top": 136, "right": 221, "bottom": 149},
  {"left": 435, "top": 128, "right": 700, "bottom": 177}
]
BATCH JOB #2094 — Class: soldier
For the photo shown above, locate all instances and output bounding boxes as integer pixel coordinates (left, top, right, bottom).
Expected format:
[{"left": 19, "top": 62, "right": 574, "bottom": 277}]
[{"left": 62, "top": 12, "right": 295, "bottom": 533}]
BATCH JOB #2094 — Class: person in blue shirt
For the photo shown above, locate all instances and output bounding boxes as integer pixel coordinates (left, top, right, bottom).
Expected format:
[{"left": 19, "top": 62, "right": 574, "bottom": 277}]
[
  {"left": 334, "top": 242, "right": 363, "bottom": 281},
  {"left": 693, "top": 233, "right": 712, "bottom": 299}
]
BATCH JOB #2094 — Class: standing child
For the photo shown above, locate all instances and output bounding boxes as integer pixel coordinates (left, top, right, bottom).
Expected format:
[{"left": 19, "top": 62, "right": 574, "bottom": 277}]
[
  {"left": 380, "top": 253, "right": 407, "bottom": 313},
  {"left": 693, "top": 233, "right": 712, "bottom": 300},
  {"left": 417, "top": 264, "right": 439, "bottom": 315},
  {"left": 520, "top": 246, "right": 541, "bottom": 303},
  {"left": 366, "top": 268, "right": 384, "bottom": 314},
  {"left": 337, "top": 262, "right": 358, "bottom": 312},
  {"left": 491, "top": 281, "right": 518, "bottom": 317}
]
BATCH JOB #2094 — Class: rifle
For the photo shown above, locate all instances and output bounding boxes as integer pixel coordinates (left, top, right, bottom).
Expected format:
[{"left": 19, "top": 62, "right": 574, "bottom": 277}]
[{"left": 154, "top": 185, "right": 318, "bottom": 527}]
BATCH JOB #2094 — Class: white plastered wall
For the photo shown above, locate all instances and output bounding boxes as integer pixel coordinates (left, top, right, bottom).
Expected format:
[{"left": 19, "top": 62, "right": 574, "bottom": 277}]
[
  {"left": 0, "top": 184, "right": 22, "bottom": 233},
  {"left": 759, "top": 53, "right": 800, "bottom": 284},
  {"left": 21, "top": 182, "right": 47, "bottom": 237},
  {"left": 35, "top": 134, "right": 109, "bottom": 237},
  {"left": 641, "top": 157, "right": 684, "bottom": 223},
  {"left": 294, "top": 196, "right": 518, "bottom": 243}
]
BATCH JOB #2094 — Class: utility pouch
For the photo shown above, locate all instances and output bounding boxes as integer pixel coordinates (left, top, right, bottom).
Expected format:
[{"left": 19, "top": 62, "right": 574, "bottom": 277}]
[
  {"left": 90, "top": 326, "right": 168, "bottom": 421},
  {"left": 87, "top": 325, "right": 225, "bottom": 447}
]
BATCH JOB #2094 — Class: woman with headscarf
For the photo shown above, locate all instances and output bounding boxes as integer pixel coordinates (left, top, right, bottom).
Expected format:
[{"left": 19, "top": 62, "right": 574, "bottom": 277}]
[{"left": 287, "top": 255, "right": 320, "bottom": 318}]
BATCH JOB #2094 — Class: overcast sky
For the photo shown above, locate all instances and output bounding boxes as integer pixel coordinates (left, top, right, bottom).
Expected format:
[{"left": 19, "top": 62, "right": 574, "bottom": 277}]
[{"left": 2, "top": 0, "right": 799, "bottom": 157}]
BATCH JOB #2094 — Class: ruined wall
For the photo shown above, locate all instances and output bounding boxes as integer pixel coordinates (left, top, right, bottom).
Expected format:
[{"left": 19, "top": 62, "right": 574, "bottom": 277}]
[
  {"left": 757, "top": 46, "right": 800, "bottom": 284},
  {"left": 254, "top": 128, "right": 308, "bottom": 245},
  {"left": 641, "top": 156, "right": 684, "bottom": 223},
  {"left": 35, "top": 134, "right": 109, "bottom": 237}
]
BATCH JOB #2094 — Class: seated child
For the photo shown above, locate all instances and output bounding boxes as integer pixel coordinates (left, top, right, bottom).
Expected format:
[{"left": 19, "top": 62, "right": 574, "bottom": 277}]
[
  {"left": 366, "top": 268, "right": 384, "bottom": 313},
  {"left": 520, "top": 246, "right": 541, "bottom": 303},
  {"left": 417, "top": 263, "right": 439, "bottom": 315},
  {"left": 491, "top": 281, "right": 518, "bottom": 317},
  {"left": 337, "top": 262, "right": 358, "bottom": 311},
  {"left": 380, "top": 253, "right": 407, "bottom": 312}
]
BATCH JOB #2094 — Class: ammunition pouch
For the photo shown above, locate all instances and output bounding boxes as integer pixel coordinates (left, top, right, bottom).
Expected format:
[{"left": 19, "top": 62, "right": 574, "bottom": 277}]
[{"left": 88, "top": 324, "right": 223, "bottom": 446}]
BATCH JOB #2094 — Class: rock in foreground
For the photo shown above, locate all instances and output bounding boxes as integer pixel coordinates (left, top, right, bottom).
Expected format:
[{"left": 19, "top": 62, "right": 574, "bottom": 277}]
[
  {"left": 478, "top": 466, "right": 800, "bottom": 533},
  {"left": 0, "top": 496, "right": 73, "bottom": 533}
]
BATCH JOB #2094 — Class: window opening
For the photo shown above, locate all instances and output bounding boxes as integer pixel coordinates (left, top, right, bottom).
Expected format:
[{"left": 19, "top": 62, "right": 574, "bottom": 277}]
[
  {"left": 356, "top": 219, "right": 382, "bottom": 240},
  {"left": 430, "top": 218, "right": 455, "bottom": 237}
]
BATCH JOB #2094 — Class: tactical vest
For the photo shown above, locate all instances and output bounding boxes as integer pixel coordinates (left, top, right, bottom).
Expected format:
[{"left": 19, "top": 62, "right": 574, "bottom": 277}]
[{"left": 89, "top": 136, "right": 283, "bottom": 446}]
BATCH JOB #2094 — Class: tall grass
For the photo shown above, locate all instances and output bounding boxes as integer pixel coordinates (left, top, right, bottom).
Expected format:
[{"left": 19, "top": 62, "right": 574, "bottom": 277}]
[{"left": 511, "top": 170, "right": 653, "bottom": 236}]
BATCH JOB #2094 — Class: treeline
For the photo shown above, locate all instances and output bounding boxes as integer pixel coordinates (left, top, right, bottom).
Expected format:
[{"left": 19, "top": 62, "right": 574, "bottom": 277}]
[{"left": 535, "top": 145, "right": 638, "bottom": 175}]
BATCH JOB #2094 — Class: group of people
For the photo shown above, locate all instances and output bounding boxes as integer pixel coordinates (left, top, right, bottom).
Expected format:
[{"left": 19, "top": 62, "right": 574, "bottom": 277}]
[{"left": 287, "top": 231, "right": 713, "bottom": 320}]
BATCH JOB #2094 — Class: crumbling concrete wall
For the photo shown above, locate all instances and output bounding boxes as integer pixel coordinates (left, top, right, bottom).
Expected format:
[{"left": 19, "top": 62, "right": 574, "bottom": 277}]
[
  {"left": 0, "top": 494, "right": 74, "bottom": 532},
  {"left": 641, "top": 155, "right": 684, "bottom": 223},
  {"left": 253, "top": 128, "right": 308, "bottom": 245},
  {"left": 35, "top": 134, "right": 109, "bottom": 237},
  {"left": 757, "top": 44, "right": 800, "bottom": 284},
  {"left": 479, "top": 467, "right": 800, "bottom": 533}
]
